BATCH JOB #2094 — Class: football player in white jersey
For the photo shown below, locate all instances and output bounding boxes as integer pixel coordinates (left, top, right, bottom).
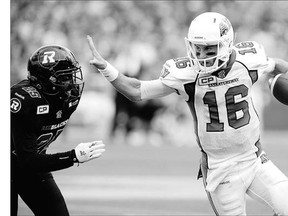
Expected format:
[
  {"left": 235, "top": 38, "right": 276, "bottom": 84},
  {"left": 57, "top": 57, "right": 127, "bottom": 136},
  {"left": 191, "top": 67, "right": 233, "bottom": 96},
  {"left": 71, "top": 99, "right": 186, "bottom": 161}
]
[{"left": 87, "top": 12, "right": 288, "bottom": 215}]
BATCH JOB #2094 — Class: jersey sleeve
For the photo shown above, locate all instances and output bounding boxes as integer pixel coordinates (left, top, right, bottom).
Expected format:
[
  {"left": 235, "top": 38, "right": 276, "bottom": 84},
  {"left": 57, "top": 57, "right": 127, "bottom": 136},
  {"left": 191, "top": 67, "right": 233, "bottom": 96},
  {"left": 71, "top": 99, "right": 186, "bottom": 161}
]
[
  {"left": 159, "top": 59, "right": 184, "bottom": 91},
  {"left": 140, "top": 79, "right": 175, "bottom": 100},
  {"left": 159, "top": 57, "right": 197, "bottom": 101},
  {"left": 235, "top": 41, "right": 275, "bottom": 78},
  {"left": 11, "top": 90, "right": 40, "bottom": 158}
]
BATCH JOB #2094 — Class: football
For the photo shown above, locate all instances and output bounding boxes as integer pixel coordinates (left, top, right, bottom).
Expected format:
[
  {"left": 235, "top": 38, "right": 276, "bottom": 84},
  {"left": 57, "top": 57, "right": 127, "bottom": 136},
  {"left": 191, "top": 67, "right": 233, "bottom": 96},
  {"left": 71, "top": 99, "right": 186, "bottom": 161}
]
[{"left": 270, "top": 73, "right": 288, "bottom": 105}]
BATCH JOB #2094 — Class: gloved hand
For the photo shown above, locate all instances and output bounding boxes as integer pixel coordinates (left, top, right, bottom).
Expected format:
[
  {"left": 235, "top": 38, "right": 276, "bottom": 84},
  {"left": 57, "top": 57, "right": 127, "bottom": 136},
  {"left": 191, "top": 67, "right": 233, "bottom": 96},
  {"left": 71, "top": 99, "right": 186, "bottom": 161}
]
[{"left": 74, "top": 140, "right": 105, "bottom": 163}]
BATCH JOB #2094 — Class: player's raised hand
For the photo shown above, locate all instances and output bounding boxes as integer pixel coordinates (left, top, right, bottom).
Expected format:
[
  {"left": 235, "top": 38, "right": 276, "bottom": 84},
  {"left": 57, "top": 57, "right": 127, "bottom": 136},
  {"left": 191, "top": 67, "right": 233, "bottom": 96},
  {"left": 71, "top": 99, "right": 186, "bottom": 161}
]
[
  {"left": 74, "top": 140, "right": 105, "bottom": 163},
  {"left": 87, "top": 35, "right": 107, "bottom": 70}
]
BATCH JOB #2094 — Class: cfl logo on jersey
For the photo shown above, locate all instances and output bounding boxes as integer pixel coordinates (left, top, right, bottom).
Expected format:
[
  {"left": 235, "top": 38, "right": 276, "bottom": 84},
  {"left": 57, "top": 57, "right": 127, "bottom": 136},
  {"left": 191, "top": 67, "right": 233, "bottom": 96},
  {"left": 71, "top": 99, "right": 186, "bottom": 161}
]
[
  {"left": 37, "top": 105, "right": 49, "bottom": 114},
  {"left": 56, "top": 110, "right": 62, "bottom": 119},
  {"left": 160, "top": 67, "right": 170, "bottom": 79},
  {"left": 198, "top": 76, "right": 217, "bottom": 86}
]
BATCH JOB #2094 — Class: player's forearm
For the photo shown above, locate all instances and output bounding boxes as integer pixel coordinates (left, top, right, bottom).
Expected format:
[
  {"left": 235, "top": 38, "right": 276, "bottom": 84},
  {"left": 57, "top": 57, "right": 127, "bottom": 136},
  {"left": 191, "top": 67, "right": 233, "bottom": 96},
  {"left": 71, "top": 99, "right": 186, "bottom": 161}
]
[
  {"left": 111, "top": 73, "right": 142, "bottom": 101},
  {"left": 19, "top": 150, "right": 77, "bottom": 172},
  {"left": 100, "top": 61, "right": 142, "bottom": 101}
]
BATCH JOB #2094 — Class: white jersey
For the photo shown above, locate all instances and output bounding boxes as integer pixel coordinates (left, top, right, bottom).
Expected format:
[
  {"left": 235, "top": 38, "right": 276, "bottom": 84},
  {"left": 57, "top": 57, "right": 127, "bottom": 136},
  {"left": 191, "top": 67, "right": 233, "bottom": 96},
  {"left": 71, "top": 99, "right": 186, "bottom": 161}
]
[{"left": 159, "top": 41, "right": 275, "bottom": 168}]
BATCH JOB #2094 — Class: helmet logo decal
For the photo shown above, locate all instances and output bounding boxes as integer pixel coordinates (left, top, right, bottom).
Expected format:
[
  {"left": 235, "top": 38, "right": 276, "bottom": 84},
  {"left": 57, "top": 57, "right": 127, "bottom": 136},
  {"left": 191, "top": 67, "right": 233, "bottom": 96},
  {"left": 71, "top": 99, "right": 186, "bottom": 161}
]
[
  {"left": 39, "top": 51, "right": 58, "bottom": 69},
  {"left": 42, "top": 51, "right": 56, "bottom": 64},
  {"left": 219, "top": 22, "right": 228, "bottom": 37},
  {"left": 219, "top": 18, "right": 231, "bottom": 37}
]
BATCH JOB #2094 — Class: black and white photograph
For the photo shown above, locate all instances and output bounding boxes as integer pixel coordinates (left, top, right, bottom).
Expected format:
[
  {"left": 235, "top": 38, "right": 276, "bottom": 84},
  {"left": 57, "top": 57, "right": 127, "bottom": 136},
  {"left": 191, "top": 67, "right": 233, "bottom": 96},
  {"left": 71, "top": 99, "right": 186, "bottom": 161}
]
[{"left": 10, "top": 1, "right": 288, "bottom": 215}]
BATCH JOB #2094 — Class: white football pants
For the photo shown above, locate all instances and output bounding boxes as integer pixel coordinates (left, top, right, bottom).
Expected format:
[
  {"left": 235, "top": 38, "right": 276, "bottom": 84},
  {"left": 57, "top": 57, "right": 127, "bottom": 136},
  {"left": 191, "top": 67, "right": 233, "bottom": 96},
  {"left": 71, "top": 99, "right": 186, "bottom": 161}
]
[{"left": 202, "top": 153, "right": 288, "bottom": 215}]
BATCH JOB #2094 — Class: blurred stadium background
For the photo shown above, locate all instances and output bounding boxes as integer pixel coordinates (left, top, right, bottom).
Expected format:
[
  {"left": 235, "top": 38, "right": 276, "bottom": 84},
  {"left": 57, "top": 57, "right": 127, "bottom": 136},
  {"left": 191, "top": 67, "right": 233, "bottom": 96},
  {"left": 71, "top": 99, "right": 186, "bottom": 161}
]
[{"left": 11, "top": 1, "right": 288, "bottom": 215}]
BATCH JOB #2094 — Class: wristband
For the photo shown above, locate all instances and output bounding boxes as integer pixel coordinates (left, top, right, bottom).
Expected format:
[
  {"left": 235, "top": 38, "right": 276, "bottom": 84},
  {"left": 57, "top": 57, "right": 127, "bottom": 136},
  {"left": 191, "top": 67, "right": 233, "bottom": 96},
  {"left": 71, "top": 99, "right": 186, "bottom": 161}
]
[
  {"left": 99, "top": 61, "right": 119, "bottom": 82},
  {"left": 71, "top": 149, "right": 79, "bottom": 163}
]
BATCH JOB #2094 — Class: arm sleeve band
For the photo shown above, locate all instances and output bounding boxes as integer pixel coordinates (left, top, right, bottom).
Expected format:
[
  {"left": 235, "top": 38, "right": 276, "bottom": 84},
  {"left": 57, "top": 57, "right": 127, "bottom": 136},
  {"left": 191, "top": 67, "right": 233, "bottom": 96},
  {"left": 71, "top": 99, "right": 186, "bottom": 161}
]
[{"left": 98, "top": 61, "right": 119, "bottom": 82}]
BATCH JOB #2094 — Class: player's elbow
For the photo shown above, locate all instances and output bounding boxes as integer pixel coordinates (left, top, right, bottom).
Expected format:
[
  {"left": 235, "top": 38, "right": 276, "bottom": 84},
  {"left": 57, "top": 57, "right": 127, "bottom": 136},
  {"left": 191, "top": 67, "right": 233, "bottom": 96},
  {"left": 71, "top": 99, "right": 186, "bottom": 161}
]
[
  {"left": 114, "top": 81, "right": 142, "bottom": 102},
  {"left": 17, "top": 153, "right": 47, "bottom": 172},
  {"left": 18, "top": 156, "right": 39, "bottom": 172},
  {"left": 112, "top": 75, "right": 143, "bottom": 102}
]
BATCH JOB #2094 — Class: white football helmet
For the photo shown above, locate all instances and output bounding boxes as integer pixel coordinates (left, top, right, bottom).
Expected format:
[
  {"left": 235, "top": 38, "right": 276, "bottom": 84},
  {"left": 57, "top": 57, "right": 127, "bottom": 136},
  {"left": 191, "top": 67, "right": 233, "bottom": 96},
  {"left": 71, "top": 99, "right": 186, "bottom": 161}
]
[{"left": 185, "top": 12, "right": 234, "bottom": 74}]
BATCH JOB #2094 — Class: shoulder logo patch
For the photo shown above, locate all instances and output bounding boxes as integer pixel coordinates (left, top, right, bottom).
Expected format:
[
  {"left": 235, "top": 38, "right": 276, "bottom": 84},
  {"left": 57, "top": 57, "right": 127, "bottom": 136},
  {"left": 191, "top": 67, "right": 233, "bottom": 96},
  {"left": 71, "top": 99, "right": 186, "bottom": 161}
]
[
  {"left": 160, "top": 67, "right": 170, "bottom": 78},
  {"left": 37, "top": 105, "right": 49, "bottom": 114},
  {"left": 11, "top": 98, "right": 22, "bottom": 113}
]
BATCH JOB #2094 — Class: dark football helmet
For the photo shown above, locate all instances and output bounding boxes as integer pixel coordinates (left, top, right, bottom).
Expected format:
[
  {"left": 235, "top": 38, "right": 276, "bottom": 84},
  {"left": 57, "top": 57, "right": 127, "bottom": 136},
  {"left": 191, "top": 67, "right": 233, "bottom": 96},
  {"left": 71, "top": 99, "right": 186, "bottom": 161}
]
[{"left": 27, "top": 45, "right": 84, "bottom": 102}]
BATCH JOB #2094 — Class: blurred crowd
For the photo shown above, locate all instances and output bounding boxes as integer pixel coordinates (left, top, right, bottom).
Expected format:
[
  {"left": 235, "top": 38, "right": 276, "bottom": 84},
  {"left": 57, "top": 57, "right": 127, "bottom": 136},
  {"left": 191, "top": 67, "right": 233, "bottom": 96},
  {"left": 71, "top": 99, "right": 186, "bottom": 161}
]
[{"left": 11, "top": 1, "right": 288, "bottom": 146}]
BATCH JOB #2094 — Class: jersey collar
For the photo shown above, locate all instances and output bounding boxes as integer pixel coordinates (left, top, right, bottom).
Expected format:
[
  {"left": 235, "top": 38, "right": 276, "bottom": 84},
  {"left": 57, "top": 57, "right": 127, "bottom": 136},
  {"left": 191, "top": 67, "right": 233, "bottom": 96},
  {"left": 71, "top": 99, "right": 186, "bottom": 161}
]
[{"left": 212, "top": 49, "right": 236, "bottom": 78}]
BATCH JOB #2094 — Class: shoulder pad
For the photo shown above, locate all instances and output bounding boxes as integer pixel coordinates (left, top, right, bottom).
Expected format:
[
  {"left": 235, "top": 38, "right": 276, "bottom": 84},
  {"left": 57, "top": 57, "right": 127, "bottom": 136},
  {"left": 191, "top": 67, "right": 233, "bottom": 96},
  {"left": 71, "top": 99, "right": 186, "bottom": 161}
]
[
  {"left": 11, "top": 82, "right": 46, "bottom": 115},
  {"left": 160, "top": 57, "right": 197, "bottom": 81},
  {"left": 159, "top": 57, "right": 197, "bottom": 93},
  {"left": 11, "top": 81, "right": 42, "bottom": 100},
  {"left": 234, "top": 41, "right": 269, "bottom": 69}
]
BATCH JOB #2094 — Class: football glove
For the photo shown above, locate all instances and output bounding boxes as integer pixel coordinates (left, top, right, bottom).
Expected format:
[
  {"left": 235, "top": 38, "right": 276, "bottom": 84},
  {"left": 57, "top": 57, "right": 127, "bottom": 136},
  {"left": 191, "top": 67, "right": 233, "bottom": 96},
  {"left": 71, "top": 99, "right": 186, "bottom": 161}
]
[{"left": 74, "top": 140, "right": 105, "bottom": 163}]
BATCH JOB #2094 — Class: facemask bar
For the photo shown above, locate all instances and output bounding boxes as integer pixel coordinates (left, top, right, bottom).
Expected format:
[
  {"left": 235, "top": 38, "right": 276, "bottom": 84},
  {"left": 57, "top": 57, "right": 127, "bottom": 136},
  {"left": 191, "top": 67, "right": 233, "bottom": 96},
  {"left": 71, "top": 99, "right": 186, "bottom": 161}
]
[
  {"left": 185, "top": 37, "right": 229, "bottom": 74},
  {"left": 50, "top": 67, "right": 84, "bottom": 99},
  {"left": 185, "top": 38, "right": 227, "bottom": 73}
]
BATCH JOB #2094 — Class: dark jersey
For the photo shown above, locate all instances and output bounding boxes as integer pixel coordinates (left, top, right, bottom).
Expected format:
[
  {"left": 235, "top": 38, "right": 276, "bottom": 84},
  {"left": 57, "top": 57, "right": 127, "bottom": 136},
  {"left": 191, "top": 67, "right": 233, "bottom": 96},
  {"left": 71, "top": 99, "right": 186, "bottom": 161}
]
[{"left": 11, "top": 79, "right": 79, "bottom": 173}]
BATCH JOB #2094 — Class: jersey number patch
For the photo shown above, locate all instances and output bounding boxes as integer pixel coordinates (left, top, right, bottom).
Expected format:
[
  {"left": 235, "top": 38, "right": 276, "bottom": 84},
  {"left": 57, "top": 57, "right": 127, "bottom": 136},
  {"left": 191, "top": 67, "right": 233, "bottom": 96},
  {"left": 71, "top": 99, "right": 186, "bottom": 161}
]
[
  {"left": 203, "top": 84, "right": 250, "bottom": 132},
  {"left": 236, "top": 41, "right": 257, "bottom": 55}
]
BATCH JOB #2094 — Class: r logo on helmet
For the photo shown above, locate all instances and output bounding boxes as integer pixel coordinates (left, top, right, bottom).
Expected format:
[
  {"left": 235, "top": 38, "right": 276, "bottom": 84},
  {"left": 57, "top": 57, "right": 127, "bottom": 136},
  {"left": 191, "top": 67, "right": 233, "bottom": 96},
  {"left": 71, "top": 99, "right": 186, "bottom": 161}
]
[{"left": 39, "top": 51, "right": 58, "bottom": 68}]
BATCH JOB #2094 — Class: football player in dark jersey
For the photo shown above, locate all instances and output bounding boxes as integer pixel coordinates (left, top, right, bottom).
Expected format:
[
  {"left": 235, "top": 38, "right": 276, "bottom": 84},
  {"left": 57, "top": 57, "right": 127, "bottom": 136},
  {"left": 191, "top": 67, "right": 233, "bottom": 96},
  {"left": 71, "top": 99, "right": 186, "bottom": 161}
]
[{"left": 11, "top": 45, "right": 106, "bottom": 216}]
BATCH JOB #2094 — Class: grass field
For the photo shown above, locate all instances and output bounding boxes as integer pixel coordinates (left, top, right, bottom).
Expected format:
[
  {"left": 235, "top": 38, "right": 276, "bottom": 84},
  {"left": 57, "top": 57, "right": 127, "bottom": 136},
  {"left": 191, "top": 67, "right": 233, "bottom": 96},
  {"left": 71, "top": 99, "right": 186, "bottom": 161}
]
[{"left": 17, "top": 128, "right": 288, "bottom": 216}]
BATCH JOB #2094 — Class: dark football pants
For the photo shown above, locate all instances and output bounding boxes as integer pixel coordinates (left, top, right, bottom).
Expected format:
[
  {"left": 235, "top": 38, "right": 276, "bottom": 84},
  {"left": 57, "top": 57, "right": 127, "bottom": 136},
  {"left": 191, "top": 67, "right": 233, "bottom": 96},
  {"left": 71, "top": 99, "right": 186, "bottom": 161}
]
[{"left": 11, "top": 156, "right": 69, "bottom": 216}]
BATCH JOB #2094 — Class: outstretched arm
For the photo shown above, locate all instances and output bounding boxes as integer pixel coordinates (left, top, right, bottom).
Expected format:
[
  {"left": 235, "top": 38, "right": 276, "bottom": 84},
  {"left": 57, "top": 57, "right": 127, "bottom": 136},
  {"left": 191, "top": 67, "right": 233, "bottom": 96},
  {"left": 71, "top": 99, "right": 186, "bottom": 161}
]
[
  {"left": 87, "top": 35, "right": 174, "bottom": 101},
  {"left": 87, "top": 35, "right": 142, "bottom": 101}
]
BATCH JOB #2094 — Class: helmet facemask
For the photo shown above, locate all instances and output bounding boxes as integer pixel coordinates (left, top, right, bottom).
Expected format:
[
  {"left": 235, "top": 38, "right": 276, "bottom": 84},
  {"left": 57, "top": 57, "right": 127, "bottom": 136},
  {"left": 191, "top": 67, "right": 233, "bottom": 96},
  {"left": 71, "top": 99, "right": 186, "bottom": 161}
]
[
  {"left": 185, "top": 39, "right": 232, "bottom": 74},
  {"left": 49, "top": 66, "right": 84, "bottom": 101}
]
